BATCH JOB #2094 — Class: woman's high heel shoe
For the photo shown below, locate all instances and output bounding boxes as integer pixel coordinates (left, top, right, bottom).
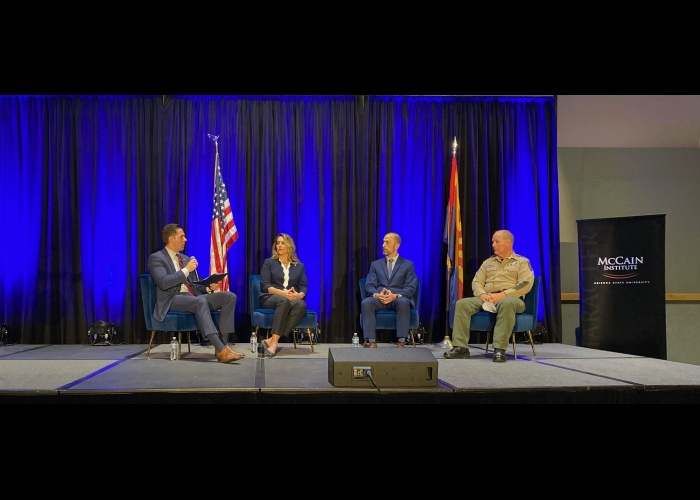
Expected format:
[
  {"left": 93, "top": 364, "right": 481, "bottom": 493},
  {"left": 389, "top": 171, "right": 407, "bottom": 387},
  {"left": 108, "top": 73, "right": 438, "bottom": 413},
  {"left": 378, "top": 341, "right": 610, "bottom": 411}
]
[{"left": 261, "top": 339, "right": 277, "bottom": 357}]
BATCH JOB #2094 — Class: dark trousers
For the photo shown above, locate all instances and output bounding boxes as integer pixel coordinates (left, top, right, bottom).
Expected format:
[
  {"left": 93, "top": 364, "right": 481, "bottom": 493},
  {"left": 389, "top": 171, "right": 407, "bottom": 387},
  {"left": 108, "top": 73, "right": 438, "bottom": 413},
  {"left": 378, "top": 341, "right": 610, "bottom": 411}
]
[
  {"left": 259, "top": 294, "right": 307, "bottom": 337},
  {"left": 360, "top": 296, "right": 411, "bottom": 341}
]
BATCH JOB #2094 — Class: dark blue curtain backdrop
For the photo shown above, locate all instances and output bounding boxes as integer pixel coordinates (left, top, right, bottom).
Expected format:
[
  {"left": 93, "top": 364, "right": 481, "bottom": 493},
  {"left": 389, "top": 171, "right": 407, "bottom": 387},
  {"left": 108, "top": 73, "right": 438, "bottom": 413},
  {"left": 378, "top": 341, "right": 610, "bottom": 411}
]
[{"left": 0, "top": 95, "right": 560, "bottom": 345}]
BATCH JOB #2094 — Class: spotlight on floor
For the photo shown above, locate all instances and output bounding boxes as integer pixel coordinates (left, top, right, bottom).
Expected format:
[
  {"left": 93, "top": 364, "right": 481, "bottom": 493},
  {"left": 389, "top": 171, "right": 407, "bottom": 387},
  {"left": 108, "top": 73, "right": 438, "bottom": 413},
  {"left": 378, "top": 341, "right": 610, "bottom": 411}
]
[{"left": 88, "top": 321, "right": 116, "bottom": 345}]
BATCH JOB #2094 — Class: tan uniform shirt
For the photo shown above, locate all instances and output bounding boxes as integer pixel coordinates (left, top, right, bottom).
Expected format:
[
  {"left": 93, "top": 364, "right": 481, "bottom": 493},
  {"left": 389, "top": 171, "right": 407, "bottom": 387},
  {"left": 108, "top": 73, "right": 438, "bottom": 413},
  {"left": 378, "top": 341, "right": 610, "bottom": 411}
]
[{"left": 471, "top": 252, "right": 535, "bottom": 299}]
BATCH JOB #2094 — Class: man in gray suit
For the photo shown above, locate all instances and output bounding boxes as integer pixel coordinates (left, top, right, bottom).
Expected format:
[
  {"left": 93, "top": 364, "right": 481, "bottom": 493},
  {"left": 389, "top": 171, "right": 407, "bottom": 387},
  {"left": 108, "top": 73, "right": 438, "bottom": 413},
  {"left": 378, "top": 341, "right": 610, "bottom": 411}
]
[
  {"left": 360, "top": 232, "right": 418, "bottom": 348},
  {"left": 147, "top": 223, "right": 243, "bottom": 363}
]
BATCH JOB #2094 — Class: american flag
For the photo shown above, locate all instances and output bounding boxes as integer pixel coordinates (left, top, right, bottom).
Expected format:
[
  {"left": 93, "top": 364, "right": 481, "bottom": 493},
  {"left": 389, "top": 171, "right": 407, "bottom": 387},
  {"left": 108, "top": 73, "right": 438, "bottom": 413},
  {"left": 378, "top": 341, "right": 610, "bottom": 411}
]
[{"left": 210, "top": 149, "right": 238, "bottom": 291}]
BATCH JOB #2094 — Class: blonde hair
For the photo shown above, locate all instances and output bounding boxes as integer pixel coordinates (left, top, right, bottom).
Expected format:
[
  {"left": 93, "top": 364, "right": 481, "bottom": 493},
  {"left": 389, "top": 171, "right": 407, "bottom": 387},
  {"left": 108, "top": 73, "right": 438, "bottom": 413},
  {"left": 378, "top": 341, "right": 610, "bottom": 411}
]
[{"left": 271, "top": 233, "right": 300, "bottom": 264}]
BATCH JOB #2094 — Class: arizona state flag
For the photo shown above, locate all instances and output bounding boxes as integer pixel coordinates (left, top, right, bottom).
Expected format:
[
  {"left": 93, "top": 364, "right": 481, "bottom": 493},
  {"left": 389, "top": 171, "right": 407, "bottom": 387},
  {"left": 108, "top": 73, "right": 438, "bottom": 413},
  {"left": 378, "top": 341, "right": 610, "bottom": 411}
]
[{"left": 443, "top": 141, "right": 463, "bottom": 328}]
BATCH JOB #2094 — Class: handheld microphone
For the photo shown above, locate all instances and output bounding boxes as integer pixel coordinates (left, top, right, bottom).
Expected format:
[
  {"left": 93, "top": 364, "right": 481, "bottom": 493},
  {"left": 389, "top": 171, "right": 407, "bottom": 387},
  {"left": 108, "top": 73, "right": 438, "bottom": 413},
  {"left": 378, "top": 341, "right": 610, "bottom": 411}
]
[{"left": 190, "top": 255, "right": 201, "bottom": 282}]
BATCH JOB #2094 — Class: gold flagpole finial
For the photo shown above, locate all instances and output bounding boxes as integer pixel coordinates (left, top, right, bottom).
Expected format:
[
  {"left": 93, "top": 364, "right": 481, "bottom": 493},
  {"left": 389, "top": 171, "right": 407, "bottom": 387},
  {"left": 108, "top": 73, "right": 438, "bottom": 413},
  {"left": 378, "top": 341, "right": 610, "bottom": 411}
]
[{"left": 452, "top": 136, "right": 457, "bottom": 155}]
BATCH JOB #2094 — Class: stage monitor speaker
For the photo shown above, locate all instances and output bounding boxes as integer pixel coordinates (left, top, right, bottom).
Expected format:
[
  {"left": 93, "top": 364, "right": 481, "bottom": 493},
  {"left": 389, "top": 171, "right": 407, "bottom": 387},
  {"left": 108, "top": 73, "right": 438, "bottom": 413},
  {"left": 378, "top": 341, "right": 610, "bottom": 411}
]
[{"left": 328, "top": 347, "right": 438, "bottom": 388}]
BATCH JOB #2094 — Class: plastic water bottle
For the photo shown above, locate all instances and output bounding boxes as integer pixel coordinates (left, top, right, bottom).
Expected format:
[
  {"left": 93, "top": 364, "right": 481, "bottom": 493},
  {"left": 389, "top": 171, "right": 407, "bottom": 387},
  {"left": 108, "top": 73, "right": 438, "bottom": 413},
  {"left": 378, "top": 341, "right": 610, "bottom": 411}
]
[
  {"left": 250, "top": 331, "right": 257, "bottom": 353},
  {"left": 170, "top": 337, "right": 178, "bottom": 361},
  {"left": 352, "top": 332, "right": 359, "bottom": 348}
]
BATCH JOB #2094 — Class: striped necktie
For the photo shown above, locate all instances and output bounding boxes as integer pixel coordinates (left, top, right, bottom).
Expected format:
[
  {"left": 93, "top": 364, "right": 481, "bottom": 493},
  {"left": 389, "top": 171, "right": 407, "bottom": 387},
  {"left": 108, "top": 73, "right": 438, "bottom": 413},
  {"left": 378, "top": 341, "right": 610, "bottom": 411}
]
[
  {"left": 388, "top": 259, "right": 394, "bottom": 277},
  {"left": 177, "top": 254, "right": 196, "bottom": 296}
]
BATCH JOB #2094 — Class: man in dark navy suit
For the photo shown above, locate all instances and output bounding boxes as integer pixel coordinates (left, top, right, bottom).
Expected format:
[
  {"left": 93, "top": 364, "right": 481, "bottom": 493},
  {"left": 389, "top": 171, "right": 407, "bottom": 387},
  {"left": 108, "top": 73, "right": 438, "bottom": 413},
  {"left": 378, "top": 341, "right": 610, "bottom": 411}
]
[{"left": 360, "top": 232, "right": 418, "bottom": 348}]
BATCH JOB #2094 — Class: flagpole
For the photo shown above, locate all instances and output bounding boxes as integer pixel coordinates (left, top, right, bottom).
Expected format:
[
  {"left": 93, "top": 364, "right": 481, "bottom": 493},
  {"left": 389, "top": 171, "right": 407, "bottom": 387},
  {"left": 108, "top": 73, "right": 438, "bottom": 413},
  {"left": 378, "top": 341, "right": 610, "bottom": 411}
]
[
  {"left": 207, "top": 133, "right": 238, "bottom": 293},
  {"left": 436, "top": 137, "right": 458, "bottom": 349},
  {"left": 207, "top": 133, "right": 222, "bottom": 289},
  {"left": 435, "top": 279, "right": 453, "bottom": 349}
]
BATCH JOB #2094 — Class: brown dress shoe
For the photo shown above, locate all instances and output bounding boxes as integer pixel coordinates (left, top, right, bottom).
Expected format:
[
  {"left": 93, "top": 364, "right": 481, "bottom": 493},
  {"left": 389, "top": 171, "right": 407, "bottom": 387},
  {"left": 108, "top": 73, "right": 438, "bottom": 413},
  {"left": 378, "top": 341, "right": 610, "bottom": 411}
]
[
  {"left": 216, "top": 345, "right": 242, "bottom": 363},
  {"left": 365, "top": 342, "right": 378, "bottom": 348},
  {"left": 396, "top": 342, "right": 405, "bottom": 348}
]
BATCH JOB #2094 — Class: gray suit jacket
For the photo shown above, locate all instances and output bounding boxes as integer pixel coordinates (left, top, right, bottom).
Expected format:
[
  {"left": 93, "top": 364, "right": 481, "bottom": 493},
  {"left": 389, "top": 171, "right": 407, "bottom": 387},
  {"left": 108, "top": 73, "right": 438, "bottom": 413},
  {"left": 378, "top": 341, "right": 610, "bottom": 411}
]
[{"left": 147, "top": 248, "right": 207, "bottom": 321}]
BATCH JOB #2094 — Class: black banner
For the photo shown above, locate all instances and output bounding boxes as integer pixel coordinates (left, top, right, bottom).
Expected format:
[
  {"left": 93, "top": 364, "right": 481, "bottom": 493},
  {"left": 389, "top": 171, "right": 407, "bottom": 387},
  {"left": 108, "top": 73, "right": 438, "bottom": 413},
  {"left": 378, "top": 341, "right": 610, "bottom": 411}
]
[{"left": 577, "top": 214, "right": 666, "bottom": 359}]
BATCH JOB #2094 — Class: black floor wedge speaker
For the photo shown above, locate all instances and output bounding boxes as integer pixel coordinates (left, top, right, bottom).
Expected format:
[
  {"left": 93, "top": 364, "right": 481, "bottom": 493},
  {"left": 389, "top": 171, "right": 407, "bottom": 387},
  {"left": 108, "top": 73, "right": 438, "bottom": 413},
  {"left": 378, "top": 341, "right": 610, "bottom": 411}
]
[{"left": 328, "top": 347, "right": 438, "bottom": 388}]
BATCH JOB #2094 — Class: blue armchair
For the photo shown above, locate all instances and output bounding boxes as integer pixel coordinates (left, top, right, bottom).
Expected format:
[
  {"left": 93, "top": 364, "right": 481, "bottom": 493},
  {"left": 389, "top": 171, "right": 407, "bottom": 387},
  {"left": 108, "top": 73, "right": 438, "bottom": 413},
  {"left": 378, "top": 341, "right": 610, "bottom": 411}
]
[
  {"left": 139, "top": 273, "right": 220, "bottom": 359},
  {"left": 468, "top": 276, "right": 541, "bottom": 360},
  {"left": 248, "top": 274, "right": 319, "bottom": 353},
  {"left": 358, "top": 277, "right": 421, "bottom": 347}
]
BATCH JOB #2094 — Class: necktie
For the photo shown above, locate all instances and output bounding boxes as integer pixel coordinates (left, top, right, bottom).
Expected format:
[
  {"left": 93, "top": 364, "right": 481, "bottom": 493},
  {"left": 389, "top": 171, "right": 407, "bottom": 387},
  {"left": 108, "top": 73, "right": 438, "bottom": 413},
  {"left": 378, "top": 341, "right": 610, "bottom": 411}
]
[
  {"left": 388, "top": 259, "right": 394, "bottom": 277},
  {"left": 176, "top": 254, "right": 196, "bottom": 296}
]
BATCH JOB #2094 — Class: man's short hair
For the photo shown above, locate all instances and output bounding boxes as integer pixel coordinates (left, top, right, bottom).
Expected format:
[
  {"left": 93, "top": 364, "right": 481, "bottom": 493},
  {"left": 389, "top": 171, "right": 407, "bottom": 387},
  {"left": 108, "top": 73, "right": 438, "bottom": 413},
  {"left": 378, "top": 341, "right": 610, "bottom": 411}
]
[
  {"left": 162, "top": 223, "right": 181, "bottom": 244},
  {"left": 386, "top": 232, "right": 401, "bottom": 244}
]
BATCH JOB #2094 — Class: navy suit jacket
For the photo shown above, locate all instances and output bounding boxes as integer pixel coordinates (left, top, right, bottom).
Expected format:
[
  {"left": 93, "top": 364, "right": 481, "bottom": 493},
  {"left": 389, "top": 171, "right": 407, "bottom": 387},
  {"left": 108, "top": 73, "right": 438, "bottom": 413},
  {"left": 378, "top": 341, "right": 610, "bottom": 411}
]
[
  {"left": 259, "top": 257, "right": 308, "bottom": 299},
  {"left": 364, "top": 255, "right": 418, "bottom": 308},
  {"left": 147, "top": 248, "right": 208, "bottom": 321}
]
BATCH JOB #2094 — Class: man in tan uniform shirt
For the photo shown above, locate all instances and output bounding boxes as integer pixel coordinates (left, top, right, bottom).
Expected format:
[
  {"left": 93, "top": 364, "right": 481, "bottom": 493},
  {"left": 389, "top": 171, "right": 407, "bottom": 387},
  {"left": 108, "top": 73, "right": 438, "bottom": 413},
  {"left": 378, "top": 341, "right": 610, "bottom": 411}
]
[{"left": 444, "top": 229, "right": 534, "bottom": 363}]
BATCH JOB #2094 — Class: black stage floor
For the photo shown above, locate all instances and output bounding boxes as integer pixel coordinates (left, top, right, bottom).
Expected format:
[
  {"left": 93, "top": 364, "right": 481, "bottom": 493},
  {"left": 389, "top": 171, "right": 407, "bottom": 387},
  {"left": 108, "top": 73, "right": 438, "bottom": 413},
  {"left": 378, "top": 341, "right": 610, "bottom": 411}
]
[{"left": 1, "top": 341, "right": 699, "bottom": 403}]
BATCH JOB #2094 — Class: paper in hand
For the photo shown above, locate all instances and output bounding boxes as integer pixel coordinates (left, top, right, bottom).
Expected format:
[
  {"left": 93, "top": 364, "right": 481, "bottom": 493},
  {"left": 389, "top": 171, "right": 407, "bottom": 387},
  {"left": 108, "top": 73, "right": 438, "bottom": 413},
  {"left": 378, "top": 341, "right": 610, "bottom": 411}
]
[
  {"left": 192, "top": 273, "right": 228, "bottom": 287},
  {"left": 482, "top": 302, "right": 497, "bottom": 313}
]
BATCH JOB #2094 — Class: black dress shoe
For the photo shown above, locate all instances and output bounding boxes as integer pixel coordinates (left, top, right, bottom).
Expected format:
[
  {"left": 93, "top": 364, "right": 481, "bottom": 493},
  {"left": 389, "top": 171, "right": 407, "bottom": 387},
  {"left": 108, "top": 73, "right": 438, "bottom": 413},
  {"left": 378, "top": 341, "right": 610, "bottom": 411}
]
[
  {"left": 492, "top": 348, "right": 507, "bottom": 363},
  {"left": 444, "top": 346, "right": 470, "bottom": 359}
]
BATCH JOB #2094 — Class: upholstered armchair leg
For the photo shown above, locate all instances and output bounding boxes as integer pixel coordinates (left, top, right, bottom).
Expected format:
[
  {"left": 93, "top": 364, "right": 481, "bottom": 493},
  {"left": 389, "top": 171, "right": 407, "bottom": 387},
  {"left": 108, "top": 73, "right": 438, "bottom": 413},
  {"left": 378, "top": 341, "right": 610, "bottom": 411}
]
[
  {"left": 177, "top": 332, "right": 183, "bottom": 360},
  {"left": 527, "top": 330, "right": 536, "bottom": 357},
  {"left": 186, "top": 332, "right": 191, "bottom": 354},
  {"left": 511, "top": 333, "right": 517, "bottom": 360},
  {"left": 409, "top": 330, "right": 416, "bottom": 347},
  {"left": 485, "top": 332, "right": 491, "bottom": 353},
  {"left": 292, "top": 329, "right": 298, "bottom": 349},
  {"left": 147, "top": 330, "right": 156, "bottom": 358},
  {"left": 309, "top": 328, "right": 315, "bottom": 354}
]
